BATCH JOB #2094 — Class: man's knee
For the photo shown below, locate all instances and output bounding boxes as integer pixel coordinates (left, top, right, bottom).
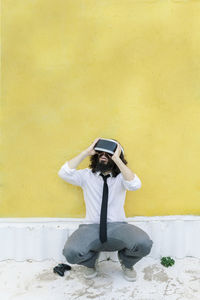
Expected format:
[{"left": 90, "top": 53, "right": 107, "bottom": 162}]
[
  {"left": 62, "top": 246, "right": 79, "bottom": 264},
  {"left": 138, "top": 237, "right": 153, "bottom": 256}
]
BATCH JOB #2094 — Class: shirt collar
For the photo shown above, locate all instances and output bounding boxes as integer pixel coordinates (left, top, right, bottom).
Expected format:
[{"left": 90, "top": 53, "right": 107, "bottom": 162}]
[{"left": 96, "top": 171, "right": 113, "bottom": 178}]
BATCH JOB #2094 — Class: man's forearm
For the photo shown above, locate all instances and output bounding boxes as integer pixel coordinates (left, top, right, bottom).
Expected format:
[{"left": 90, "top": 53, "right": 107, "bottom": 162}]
[
  {"left": 112, "top": 156, "right": 135, "bottom": 181},
  {"left": 68, "top": 150, "right": 89, "bottom": 169}
]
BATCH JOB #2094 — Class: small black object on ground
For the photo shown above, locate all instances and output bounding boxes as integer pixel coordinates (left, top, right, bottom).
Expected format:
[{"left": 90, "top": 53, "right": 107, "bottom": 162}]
[{"left": 53, "top": 263, "right": 72, "bottom": 276}]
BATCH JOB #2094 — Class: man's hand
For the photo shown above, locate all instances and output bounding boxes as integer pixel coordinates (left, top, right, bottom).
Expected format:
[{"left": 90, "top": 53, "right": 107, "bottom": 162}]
[
  {"left": 108, "top": 143, "right": 122, "bottom": 160},
  {"left": 85, "top": 137, "right": 101, "bottom": 156},
  {"left": 107, "top": 143, "right": 136, "bottom": 182}
]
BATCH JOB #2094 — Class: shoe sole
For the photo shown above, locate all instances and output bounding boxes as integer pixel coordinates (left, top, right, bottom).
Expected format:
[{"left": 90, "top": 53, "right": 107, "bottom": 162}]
[
  {"left": 122, "top": 273, "right": 136, "bottom": 282},
  {"left": 84, "top": 271, "right": 97, "bottom": 279}
]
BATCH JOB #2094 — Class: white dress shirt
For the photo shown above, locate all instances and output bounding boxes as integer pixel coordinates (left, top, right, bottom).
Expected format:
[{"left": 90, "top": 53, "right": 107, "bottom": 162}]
[{"left": 58, "top": 161, "right": 142, "bottom": 224}]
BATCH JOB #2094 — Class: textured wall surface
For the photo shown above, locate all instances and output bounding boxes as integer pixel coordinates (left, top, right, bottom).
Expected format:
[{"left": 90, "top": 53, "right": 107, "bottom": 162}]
[{"left": 1, "top": 0, "right": 200, "bottom": 217}]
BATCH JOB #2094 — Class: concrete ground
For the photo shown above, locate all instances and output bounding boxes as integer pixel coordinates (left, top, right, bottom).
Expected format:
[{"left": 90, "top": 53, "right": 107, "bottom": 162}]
[{"left": 0, "top": 257, "right": 200, "bottom": 300}]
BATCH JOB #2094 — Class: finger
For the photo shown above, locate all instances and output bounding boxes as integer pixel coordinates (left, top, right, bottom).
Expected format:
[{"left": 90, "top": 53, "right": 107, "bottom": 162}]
[
  {"left": 92, "top": 138, "right": 98, "bottom": 145},
  {"left": 93, "top": 137, "right": 100, "bottom": 144}
]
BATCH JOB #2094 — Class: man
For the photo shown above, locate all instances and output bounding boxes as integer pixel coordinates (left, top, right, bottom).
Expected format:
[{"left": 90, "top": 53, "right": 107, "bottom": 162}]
[{"left": 58, "top": 137, "right": 153, "bottom": 281}]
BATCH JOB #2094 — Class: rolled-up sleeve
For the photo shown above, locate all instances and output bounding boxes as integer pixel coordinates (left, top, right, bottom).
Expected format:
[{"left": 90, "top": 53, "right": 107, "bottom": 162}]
[
  {"left": 121, "top": 173, "right": 142, "bottom": 191},
  {"left": 58, "top": 161, "right": 86, "bottom": 187}
]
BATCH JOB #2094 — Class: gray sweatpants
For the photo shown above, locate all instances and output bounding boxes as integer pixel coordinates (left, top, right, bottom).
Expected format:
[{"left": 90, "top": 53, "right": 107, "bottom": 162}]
[{"left": 62, "top": 221, "right": 153, "bottom": 269}]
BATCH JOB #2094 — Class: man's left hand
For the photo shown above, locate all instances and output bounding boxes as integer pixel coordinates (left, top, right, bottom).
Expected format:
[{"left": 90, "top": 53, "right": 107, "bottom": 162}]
[{"left": 108, "top": 143, "right": 122, "bottom": 160}]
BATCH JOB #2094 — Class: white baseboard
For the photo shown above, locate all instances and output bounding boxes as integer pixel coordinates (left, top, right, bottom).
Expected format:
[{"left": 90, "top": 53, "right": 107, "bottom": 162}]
[{"left": 0, "top": 215, "right": 199, "bottom": 262}]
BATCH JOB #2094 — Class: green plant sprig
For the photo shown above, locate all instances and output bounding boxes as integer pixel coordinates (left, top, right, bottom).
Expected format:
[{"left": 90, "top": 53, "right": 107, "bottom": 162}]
[{"left": 160, "top": 256, "right": 175, "bottom": 267}]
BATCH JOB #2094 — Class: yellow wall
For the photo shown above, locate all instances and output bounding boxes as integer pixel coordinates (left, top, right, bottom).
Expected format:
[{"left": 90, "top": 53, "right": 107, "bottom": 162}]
[{"left": 1, "top": 0, "right": 200, "bottom": 217}]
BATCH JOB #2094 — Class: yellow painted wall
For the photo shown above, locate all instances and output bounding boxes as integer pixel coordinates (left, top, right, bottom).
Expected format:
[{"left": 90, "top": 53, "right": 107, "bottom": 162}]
[{"left": 1, "top": 0, "right": 200, "bottom": 217}]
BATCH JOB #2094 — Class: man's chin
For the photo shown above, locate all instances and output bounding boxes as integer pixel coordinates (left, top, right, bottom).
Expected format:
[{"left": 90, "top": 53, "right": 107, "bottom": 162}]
[{"left": 96, "top": 162, "right": 113, "bottom": 173}]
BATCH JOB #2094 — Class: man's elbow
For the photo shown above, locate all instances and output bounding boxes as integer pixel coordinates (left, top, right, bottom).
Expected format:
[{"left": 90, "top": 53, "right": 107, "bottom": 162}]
[
  {"left": 58, "top": 169, "right": 65, "bottom": 179},
  {"left": 128, "top": 180, "right": 142, "bottom": 191},
  {"left": 136, "top": 178, "right": 142, "bottom": 189},
  {"left": 137, "top": 180, "right": 142, "bottom": 189}
]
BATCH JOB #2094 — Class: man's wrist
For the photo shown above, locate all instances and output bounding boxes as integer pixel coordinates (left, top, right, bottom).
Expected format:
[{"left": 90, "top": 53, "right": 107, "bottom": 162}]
[
  {"left": 82, "top": 150, "right": 89, "bottom": 157},
  {"left": 112, "top": 155, "right": 121, "bottom": 163}
]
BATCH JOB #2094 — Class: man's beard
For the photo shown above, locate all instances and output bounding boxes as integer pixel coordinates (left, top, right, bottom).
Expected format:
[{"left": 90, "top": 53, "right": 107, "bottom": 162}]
[{"left": 95, "top": 157, "right": 115, "bottom": 173}]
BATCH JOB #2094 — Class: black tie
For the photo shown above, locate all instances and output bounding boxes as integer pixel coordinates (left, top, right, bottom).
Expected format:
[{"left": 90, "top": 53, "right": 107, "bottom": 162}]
[{"left": 99, "top": 173, "right": 111, "bottom": 243}]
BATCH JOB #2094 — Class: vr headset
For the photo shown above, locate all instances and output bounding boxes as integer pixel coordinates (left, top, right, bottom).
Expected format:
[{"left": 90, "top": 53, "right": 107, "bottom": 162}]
[{"left": 94, "top": 138, "right": 124, "bottom": 156}]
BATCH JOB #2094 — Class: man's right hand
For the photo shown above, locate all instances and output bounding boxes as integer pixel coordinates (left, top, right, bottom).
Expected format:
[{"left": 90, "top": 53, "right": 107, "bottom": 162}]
[{"left": 85, "top": 137, "right": 101, "bottom": 156}]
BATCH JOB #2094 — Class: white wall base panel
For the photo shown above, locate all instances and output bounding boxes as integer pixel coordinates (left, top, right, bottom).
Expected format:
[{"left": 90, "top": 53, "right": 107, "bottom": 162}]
[{"left": 0, "top": 215, "right": 199, "bottom": 262}]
